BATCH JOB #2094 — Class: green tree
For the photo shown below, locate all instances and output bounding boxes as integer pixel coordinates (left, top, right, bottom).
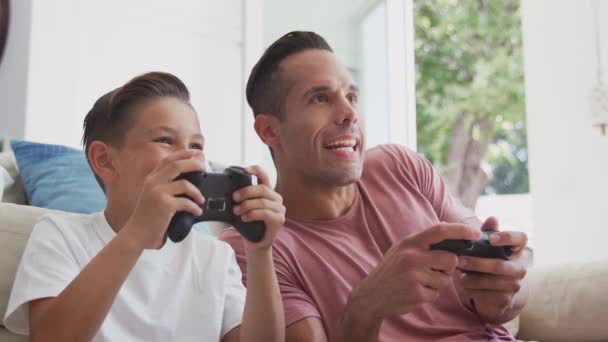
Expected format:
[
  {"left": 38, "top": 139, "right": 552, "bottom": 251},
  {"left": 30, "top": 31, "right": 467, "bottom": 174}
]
[{"left": 415, "top": 0, "right": 529, "bottom": 209}]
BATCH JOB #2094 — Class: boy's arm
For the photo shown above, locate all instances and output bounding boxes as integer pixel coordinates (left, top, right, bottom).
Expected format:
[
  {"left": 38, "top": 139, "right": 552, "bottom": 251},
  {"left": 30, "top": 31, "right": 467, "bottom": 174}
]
[
  {"left": 29, "top": 229, "right": 144, "bottom": 342},
  {"left": 223, "top": 165, "right": 285, "bottom": 342},
  {"left": 29, "top": 150, "right": 206, "bottom": 341},
  {"left": 223, "top": 249, "right": 283, "bottom": 342}
]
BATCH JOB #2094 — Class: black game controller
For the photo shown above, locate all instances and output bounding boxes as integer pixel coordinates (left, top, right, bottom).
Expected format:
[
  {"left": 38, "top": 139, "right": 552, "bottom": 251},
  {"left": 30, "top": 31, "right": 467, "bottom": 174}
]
[
  {"left": 167, "top": 166, "right": 266, "bottom": 243},
  {"left": 430, "top": 230, "right": 513, "bottom": 260}
]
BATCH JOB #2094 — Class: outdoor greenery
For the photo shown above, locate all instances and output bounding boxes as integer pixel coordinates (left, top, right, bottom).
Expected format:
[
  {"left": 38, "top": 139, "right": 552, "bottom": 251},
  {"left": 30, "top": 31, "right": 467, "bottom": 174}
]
[{"left": 414, "top": 0, "right": 529, "bottom": 208}]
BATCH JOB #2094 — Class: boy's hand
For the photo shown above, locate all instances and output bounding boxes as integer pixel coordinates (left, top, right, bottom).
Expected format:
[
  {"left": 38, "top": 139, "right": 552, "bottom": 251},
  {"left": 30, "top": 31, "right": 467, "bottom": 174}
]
[
  {"left": 122, "top": 150, "right": 206, "bottom": 250},
  {"left": 232, "top": 165, "right": 285, "bottom": 252}
]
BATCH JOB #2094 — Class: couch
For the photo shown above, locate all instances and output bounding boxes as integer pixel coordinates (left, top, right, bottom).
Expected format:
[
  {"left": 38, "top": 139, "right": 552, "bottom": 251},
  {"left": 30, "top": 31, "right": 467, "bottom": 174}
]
[{"left": 1, "top": 150, "right": 608, "bottom": 341}]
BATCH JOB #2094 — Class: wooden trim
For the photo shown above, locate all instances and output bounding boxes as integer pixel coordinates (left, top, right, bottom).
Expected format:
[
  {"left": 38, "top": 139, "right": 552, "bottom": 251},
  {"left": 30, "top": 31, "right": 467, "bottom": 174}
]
[{"left": 0, "top": 0, "right": 8, "bottom": 66}]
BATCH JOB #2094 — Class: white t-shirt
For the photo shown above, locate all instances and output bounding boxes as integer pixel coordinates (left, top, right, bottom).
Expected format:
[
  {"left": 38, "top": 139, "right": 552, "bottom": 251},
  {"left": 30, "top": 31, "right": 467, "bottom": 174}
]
[{"left": 3, "top": 212, "right": 246, "bottom": 341}]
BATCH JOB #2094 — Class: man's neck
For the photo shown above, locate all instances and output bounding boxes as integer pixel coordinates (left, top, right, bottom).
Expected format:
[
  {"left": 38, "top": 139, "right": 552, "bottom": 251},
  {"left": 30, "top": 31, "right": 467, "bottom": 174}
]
[{"left": 276, "top": 174, "right": 356, "bottom": 221}]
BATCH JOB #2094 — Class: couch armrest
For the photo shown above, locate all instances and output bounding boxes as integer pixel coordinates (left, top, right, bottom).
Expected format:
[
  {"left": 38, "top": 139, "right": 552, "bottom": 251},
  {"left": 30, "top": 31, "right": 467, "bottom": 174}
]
[
  {"left": 0, "top": 152, "right": 26, "bottom": 204},
  {"left": 0, "top": 203, "right": 68, "bottom": 325},
  {"left": 517, "top": 259, "right": 608, "bottom": 341}
]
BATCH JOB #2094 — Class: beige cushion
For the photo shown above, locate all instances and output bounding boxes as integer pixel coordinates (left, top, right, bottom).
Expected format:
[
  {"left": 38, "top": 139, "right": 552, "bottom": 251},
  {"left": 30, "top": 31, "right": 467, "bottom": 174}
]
[
  {"left": 0, "top": 153, "right": 26, "bottom": 205},
  {"left": 518, "top": 259, "right": 608, "bottom": 341},
  {"left": 0, "top": 203, "right": 66, "bottom": 327},
  {"left": 0, "top": 328, "right": 27, "bottom": 342}
]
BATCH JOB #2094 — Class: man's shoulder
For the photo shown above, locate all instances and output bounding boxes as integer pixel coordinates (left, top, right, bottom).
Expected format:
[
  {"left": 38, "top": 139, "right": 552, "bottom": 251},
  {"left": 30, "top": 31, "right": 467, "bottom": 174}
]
[
  {"left": 363, "top": 144, "right": 420, "bottom": 170},
  {"left": 360, "top": 144, "right": 425, "bottom": 183}
]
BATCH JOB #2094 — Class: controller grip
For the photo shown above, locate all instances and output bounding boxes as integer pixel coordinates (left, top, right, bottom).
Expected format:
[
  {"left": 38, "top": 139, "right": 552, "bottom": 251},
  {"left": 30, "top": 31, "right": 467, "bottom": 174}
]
[
  {"left": 235, "top": 221, "right": 266, "bottom": 242},
  {"left": 168, "top": 212, "right": 196, "bottom": 243},
  {"left": 430, "top": 240, "right": 474, "bottom": 254}
]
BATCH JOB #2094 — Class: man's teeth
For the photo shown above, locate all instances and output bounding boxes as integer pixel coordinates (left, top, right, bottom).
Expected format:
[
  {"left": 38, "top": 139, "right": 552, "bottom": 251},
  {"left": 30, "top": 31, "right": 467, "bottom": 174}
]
[
  {"left": 326, "top": 139, "right": 357, "bottom": 149},
  {"left": 334, "top": 146, "right": 355, "bottom": 152}
]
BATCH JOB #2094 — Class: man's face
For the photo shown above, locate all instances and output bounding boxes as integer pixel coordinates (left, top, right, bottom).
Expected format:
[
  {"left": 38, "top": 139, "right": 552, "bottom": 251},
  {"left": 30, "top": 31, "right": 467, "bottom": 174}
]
[
  {"left": 274, "top": 49, "right": 365, "bottom": 187},
  {"left": 109, "top": 97, "right": 205, "bottom": 207}
]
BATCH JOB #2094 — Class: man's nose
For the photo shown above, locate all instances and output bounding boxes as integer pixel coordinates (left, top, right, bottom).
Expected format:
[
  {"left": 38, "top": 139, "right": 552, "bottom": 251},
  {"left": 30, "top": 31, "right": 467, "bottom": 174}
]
[{"left": 335, "top": 96, "right": 358, "bottom": 125}]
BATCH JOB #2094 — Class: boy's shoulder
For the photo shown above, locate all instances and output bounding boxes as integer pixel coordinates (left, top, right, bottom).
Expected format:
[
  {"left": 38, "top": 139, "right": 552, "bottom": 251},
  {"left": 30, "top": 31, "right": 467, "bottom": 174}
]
[{"left": 30, "top": 211, "right": 100, "bottom": 241}]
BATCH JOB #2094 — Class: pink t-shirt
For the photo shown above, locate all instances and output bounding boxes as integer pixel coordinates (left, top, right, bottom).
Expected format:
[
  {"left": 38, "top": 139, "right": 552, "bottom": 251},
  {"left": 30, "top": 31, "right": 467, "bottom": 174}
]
[{"left": 221, "top": 144, "right": 514, "bottom": 341}]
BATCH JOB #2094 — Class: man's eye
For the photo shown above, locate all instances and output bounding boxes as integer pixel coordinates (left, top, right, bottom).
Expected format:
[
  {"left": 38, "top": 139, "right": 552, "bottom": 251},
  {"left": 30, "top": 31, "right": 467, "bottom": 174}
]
[
  {"left": 190, "top": 143, "right": 203, "bottom": 150},
  {"left": 312, "top": 94, "right": 329, "bottom": 103},
  {"left": 347, "top": 94, "right": 358, "bottom": 104},
  {"left": 155, "top": 137, "right": 173, "bottom": 145}
]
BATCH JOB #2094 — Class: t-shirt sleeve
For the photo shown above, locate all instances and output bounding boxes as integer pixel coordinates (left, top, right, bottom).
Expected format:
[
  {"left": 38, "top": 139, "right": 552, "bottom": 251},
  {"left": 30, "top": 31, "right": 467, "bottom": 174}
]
[
  {"left": 3, "top": 215, "right": 81, "bottom": 335},
  {"left": 220, "top": 246, "right": 246, "bottom": 339},
  {"left": 393, "top": 145, "right": 475, "bottom": 223},
  {"left": 220, "top": 229, "right": 321, "bottom": 328}
]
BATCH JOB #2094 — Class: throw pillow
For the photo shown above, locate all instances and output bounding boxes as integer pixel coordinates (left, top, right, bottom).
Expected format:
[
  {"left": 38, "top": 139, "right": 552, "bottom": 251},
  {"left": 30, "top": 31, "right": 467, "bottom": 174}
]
[{"left": 10, "top": 140, "right": 106, "bottom": 213}]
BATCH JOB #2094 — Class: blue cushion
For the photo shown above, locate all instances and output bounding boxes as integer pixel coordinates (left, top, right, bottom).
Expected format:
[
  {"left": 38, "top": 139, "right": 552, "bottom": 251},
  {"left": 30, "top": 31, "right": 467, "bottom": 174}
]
[
  {"left": 10, "top": 140, "right": 215, "bottom": 235},
  {"left": 10, "top": 140, "right": 106, "bottom": 213}
]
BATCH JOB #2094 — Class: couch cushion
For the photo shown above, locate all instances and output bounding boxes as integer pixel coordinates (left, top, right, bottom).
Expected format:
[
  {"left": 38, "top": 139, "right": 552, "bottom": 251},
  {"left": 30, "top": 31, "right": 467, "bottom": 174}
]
[
  {"left": 0, "top": 328, "right": 27, "bottom": 342},
  {"left": 0, "top": 203, "right": 68, "bottom": 327},
  {"left": 10, "top": 140, "right": 106, "bottom": 213},
  {"left": 0, "top": 165, "right": 12, "bottom": 201},
  {"left": 517, "top": 259, "right": 608, "bottom": 341},
  {"left": 0, "top": 153, "right": 26, "bottom": 205}
]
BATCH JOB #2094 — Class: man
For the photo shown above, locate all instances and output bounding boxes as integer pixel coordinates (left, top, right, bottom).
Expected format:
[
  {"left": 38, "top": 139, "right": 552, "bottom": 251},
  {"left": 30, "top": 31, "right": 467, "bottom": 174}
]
[{"left": 221, "top": 31, "right": 528, "bottom": 341}]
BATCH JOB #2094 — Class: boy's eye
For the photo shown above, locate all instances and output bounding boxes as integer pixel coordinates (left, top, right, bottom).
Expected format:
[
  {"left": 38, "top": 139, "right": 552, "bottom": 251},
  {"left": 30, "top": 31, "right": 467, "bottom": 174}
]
[
  {"left": 155, "top": 137, "right": 173, "bottom": 145},
  {"left": 312, "top": 94, "right": 329, "bottom": 104},
  {"left": 190, "top": 143, "right": 203, "bottom": 150}
]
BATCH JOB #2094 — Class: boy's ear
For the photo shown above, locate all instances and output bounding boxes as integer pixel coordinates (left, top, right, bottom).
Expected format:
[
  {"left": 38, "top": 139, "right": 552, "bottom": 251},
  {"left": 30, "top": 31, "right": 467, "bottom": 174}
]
[
  {"left": 87, "top": 141, "right": 117, "bottom": 186},
  {"left": 254, "top": 114, "right": 280, "bottom": 148}
]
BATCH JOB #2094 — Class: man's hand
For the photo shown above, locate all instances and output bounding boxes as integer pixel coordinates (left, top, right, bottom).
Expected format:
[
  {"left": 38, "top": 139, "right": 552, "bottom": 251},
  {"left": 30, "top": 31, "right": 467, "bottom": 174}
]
[
  {"left": 456, "top": 217, "right": 528, "bottom": 323},
  {"left": 348, "top": 223, "right": 482, "bottom": 320},
  {"left": 232, "top": 165, "right": 286, "bottom": 252},
  {"left": 122, "top": 150, "right": 206, "bottom": 250}
]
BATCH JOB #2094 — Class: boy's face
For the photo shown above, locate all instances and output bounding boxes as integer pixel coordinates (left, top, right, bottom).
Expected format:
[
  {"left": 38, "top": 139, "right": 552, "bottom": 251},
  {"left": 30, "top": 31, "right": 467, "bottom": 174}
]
[{"left": 108, "top": 96, "right": 205, "bottom": 208}]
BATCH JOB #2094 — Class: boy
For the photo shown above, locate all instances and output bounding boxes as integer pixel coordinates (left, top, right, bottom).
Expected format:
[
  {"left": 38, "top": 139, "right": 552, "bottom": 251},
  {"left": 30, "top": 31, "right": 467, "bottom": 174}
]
[{"left": 3, "top": 72, "right": 285, "bottom": 341}]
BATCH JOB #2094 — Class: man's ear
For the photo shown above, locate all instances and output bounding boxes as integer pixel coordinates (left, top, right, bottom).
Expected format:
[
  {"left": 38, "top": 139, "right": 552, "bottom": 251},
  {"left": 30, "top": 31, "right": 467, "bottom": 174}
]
[
  {"left": 254, "top": 114, "right": 280, "bottom": 148},
  {"left": 87, "top": 141, "right": 117, "bottom": 186}
]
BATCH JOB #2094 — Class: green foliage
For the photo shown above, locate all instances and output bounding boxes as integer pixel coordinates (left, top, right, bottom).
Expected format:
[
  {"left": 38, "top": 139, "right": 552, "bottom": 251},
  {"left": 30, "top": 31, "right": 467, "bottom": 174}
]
[{"left": 414, "top": 0, "right": 529, "bottom": 194}]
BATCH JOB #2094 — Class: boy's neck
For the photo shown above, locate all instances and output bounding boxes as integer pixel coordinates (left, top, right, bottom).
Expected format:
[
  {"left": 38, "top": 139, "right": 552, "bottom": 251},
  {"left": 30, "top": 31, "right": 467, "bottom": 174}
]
[{"left": 103, "top": 199, "right": 133, "bottom": 234}]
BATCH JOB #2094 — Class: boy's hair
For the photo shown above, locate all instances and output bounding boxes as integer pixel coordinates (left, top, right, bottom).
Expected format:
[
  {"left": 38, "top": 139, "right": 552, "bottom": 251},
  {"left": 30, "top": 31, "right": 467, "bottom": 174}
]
[
  {"left": 82, "top": 71, "right": 192, "bottom": 190},
  {"left": 246, "top": 31, "right": 333, "bottom": 120}
]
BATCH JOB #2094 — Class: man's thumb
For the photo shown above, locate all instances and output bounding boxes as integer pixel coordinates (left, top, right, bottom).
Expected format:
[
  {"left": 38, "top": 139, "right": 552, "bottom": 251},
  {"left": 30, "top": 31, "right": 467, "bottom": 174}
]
[{"left": 481, "top": 216, "right": 499, "bottom": 231}]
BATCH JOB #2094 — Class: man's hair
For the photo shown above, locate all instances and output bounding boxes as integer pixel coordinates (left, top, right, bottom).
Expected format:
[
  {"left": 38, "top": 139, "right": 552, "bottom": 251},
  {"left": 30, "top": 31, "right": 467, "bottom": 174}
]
[
  {"left": 246, "top": 31, "right": 333, "bottom": 119},
  {"left": 82, "top": 71, "right": 192, "bottom": 190}
]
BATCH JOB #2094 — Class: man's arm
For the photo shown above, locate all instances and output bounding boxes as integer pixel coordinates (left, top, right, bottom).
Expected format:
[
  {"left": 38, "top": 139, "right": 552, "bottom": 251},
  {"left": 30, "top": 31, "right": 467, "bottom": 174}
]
[{"left": 283, "top": 223, "right": 483, "bottom": 342}]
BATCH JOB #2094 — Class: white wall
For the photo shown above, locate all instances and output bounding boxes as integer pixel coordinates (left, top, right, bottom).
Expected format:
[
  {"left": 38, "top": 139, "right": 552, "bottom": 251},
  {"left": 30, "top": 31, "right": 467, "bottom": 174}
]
[
  {"left": 263, "top": 0, "right": 372, "bottom": 71},
  {"left": 0, "top": 0, "right": 266, "bottom": 167},
  {"left": 0, "top": 0, "right": 32, "bottom": 141},
  {"left": 521, "top": 0, "right": 608, "bottom": 266},
  {"left": 361, "top": 2, "right": 389, "bottom": 148}
]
